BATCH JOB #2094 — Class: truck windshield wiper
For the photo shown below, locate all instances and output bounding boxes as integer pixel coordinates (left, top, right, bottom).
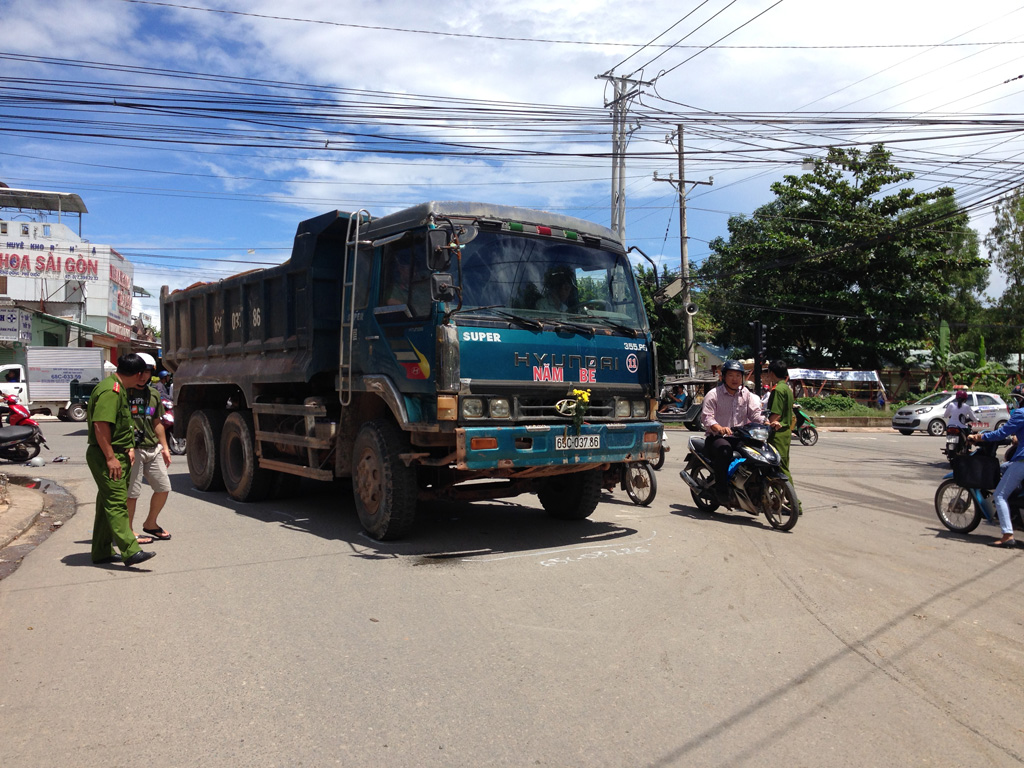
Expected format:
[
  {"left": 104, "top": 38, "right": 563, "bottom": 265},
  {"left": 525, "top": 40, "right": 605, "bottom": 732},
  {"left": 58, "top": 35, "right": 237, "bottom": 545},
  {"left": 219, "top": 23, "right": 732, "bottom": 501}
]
[
  {"left": 534, "top": 315, "right": 596, "bottom": 336},
  {"left": 584, "top": 316, "right": 640, "bottom": 338},
  {"left": 458, "top": 306, "right": 544, "bottom": 331}
]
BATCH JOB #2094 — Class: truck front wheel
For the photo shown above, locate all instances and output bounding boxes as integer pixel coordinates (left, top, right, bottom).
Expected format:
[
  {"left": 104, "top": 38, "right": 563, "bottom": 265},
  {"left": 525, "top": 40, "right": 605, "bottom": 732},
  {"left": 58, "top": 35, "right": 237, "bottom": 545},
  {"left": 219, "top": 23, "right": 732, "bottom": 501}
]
[
  {"left": 186, "top": 409, "right": 226, "bottom": 492},
  {"left": 538, "top": 469, "right": 602, "bottom": 520},
  {"left": 221, "top": 411, "right": 273, "bottom": 502},
  {"left": 67, "top": 402, "right": 87, "bottom": 422},
  {"left": 352, "top": 420, "right": 417, "bottom": 540}
]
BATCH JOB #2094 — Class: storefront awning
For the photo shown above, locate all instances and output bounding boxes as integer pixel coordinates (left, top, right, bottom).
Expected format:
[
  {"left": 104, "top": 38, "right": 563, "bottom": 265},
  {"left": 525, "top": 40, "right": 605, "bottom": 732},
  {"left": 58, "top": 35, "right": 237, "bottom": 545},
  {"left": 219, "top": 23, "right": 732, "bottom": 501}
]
[{"left": 34, "top": 311, "right": 114, "bottom": 338}]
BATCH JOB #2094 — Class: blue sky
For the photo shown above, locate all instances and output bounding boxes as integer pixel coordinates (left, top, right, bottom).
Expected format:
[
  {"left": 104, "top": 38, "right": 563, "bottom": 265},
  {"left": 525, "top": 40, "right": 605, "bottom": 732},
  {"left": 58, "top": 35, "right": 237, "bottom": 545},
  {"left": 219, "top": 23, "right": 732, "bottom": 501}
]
[{"left": 2, "top": 0, "right": 1024, "bottom": 322}]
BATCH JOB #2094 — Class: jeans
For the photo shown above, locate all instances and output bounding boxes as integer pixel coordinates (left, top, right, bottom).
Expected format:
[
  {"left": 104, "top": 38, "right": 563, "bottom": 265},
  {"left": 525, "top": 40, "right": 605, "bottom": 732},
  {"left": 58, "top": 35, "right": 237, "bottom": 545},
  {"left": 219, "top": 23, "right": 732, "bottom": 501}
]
[{"left": 992, "top": 460, "right": 1024, "bottom": 535}]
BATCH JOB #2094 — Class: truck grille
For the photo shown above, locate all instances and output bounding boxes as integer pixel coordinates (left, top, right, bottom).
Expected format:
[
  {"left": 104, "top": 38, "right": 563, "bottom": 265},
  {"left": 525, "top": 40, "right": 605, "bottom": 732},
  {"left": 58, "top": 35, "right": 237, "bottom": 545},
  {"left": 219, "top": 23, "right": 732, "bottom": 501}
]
[{"left": 515, "top": 395, "right": 615, "bottom": 422}]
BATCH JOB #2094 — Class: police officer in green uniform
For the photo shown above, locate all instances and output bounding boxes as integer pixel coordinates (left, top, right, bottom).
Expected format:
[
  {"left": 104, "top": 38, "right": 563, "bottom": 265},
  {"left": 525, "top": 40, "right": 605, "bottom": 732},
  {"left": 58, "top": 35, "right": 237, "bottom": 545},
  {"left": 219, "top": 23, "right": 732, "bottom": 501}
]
[{"left": 88, "top": 353, "right": 157, "bottom": 567}]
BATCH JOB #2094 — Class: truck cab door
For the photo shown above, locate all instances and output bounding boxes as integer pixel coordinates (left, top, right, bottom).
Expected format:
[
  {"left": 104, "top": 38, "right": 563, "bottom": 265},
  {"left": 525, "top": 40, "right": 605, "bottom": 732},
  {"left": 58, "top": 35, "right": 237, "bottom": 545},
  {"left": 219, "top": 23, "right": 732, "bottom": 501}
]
[
  {"left": 368, "top": 234, "right": 437, "bottom": 398},
  {"left": 0, "top": 364, "right": 26, "bottom": 401}
]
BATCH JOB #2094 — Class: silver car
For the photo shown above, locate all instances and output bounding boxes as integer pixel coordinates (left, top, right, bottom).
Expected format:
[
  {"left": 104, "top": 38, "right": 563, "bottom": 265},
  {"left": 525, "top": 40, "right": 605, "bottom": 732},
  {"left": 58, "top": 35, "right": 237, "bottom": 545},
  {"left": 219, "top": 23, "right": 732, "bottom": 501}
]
[{"left": 892, "top": 391, "right": 1010, "bottom": 436}]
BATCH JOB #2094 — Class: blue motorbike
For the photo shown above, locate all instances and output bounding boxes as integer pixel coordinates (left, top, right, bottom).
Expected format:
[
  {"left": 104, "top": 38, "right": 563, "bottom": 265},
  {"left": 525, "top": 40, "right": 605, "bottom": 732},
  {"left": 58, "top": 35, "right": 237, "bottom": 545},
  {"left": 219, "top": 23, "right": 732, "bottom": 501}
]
[{"left": 934, "top": 440, "right": 1023, "bottom": 533}]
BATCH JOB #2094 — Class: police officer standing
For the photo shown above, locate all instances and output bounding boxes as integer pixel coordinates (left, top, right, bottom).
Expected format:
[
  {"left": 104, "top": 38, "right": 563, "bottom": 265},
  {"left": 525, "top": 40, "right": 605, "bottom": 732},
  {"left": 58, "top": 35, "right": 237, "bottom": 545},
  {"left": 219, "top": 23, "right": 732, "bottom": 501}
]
[{"left": 87, "top": 353, "right": 156, "bottom": 567}]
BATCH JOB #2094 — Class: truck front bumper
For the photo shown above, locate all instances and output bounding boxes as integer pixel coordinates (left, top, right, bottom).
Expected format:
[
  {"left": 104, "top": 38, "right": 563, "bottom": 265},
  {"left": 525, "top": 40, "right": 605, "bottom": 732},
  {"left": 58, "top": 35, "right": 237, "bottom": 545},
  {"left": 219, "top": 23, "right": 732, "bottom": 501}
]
[{"left": 455, "top": 422, "right": 662, "bottom": 472}]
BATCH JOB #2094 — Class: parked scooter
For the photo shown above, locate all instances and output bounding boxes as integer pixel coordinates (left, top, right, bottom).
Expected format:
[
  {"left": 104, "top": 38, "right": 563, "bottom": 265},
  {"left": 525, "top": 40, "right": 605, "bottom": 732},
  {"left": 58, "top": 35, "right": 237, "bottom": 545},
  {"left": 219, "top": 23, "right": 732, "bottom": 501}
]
[
  {"left": 0, "top": 393, "right": 49, "bottom": 462},
  {"left": 793, "top": 404, "right": 818, "bottom": 446},
  {"left": 161, "top": 396, "right": 186, "bottom": 455},
  {"left": 680, "top": 422, "right": 799, "bottom": 530},
  {"left": 604, "top": 461, "right": 657, "bottom": 506}
]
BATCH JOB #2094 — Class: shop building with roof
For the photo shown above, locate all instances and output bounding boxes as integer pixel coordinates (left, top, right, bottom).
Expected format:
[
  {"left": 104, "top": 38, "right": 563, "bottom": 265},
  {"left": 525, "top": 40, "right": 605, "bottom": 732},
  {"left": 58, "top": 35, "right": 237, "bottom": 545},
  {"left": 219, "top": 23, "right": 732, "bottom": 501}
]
[{"left": 0, "top": 184, "right": 141, "bottom": 362}]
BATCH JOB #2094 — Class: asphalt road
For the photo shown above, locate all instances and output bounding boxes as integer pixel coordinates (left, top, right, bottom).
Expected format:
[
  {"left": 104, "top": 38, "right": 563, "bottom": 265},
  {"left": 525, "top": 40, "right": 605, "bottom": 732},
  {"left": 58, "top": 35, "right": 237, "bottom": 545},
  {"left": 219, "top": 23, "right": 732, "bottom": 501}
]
[{"left": 1, "top": 422, "right": 1022, "bottom": 767}]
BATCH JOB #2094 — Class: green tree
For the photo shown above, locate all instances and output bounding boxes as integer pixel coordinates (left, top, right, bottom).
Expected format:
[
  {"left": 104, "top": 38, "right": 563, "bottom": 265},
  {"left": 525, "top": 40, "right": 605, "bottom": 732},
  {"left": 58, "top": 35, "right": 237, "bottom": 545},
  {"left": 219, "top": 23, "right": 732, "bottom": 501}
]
[
  {"left": 698, "top": 145, "right": 985, "bottom": 368},
  {"left": 983, "top": 190, "right": 1024, "bottom": 368},
  {"left": 633, "top": 263, "right": 719, "bottom": 376}
]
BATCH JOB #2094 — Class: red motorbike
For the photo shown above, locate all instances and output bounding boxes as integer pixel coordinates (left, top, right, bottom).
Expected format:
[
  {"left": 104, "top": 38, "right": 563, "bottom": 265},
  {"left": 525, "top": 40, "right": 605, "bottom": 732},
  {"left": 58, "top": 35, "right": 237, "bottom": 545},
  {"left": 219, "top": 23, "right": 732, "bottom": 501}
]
[
  {"left": 162, "top": 396, "right": 186, "bottom": 455},
  {"left": 0, "top": 393, "right": 49, "bottom": 462}
]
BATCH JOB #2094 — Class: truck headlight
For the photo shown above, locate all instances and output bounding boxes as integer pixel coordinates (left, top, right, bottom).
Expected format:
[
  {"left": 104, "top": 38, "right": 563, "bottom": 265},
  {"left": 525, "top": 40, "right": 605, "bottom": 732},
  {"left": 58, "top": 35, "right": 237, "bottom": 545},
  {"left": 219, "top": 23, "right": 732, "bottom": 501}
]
[
  {"left": 489, "top": 398, "right": 510, "bottom": 418},
  {"left": 615, "top": 398, "right": 631, "bottom": 418},
  {"left": 463, "top": 398, "right": 484, "bottom": 418},
  {"left": 632, "top": 400, "right": 647, "bottom": 417}
]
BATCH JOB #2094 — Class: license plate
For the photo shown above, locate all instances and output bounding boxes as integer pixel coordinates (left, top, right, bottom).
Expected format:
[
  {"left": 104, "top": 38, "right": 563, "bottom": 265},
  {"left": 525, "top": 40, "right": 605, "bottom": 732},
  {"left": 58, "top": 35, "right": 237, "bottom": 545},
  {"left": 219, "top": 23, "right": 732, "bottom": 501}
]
[{"left": 556, "top": 435, "right": 600, "bottom": 450}]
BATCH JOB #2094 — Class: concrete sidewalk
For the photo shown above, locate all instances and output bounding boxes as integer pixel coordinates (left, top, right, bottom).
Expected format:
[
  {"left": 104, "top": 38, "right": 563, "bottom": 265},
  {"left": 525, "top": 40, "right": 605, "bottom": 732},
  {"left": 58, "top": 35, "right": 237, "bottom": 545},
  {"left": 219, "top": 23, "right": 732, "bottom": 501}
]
[{"left": 0, "top": 484, "right": 45, "bottom": 550}]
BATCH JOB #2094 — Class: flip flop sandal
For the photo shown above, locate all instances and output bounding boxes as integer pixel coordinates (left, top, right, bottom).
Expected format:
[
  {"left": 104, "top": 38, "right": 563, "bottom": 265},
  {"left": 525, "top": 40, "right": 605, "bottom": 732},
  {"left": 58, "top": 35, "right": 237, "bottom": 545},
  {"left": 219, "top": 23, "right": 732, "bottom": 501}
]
[
  {"left": 135, "top": 534, "right": 154, "bottom": 545},
  {"left": 143, "top": 527, "right": 172, "bottom": 541}
]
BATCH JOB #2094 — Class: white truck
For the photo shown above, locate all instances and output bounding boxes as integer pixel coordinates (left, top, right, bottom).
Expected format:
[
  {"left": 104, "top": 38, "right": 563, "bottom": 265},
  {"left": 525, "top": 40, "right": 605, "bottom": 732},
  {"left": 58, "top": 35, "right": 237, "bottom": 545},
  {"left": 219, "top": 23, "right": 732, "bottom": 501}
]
[{"left": 0, "top": 347, "right": 106, "bottom": 421}]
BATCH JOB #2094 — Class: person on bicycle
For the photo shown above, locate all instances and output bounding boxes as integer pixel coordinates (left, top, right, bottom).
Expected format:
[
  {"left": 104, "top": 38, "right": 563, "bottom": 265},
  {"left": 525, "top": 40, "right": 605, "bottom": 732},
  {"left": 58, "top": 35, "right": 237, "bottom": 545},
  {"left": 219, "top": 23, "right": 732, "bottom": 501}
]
[
  {"left": 968, "top": 404, "right": 1024, "bottom": 548},
  {"left": 700, "top": 360, "right": 764, "bottom": 502}
]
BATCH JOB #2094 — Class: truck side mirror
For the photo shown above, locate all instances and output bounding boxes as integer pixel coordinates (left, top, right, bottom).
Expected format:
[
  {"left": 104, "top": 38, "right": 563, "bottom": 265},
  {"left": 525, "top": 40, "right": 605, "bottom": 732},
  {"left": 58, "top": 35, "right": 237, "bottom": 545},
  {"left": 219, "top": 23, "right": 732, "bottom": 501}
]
[
  {"left": 427, "top": 230, "right": 451, "bottom": 271},
  {"left": 430, "top": 273, "right": 455, "bottom": 302}
]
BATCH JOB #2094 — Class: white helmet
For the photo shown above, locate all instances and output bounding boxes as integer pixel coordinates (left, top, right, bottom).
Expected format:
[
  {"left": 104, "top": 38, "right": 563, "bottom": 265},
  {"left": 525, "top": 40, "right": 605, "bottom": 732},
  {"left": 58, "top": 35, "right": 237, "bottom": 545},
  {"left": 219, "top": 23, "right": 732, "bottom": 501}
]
[
  {"left": 27, "top": 456, "right": 45, "bottom": 467},
  {"left": 137, "top": 352, "right": 157, "bottom": 370}
]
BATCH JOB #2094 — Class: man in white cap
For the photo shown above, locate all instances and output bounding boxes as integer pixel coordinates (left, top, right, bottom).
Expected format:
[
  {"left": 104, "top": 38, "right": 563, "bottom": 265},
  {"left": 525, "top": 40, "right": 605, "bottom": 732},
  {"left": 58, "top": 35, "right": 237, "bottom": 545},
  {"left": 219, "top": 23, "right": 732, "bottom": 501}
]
[{"left": 126, "top": 352, "right": 174, "bottom": 543}]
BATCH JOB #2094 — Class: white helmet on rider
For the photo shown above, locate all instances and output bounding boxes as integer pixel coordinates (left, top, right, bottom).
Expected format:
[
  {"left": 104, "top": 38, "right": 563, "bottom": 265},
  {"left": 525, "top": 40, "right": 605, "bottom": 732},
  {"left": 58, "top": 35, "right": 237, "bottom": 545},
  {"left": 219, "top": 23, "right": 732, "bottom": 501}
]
[{"left": 137, "top": 352, "right": 157, "bottom": 370}]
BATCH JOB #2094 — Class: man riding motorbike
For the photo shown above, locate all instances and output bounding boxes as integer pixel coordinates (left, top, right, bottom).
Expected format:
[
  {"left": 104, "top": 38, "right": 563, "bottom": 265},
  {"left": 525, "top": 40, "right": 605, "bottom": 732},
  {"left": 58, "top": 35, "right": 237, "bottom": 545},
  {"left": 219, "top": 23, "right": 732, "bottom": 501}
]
[{"left": 701, "top": 360, "right": 765, "bottom": 502}]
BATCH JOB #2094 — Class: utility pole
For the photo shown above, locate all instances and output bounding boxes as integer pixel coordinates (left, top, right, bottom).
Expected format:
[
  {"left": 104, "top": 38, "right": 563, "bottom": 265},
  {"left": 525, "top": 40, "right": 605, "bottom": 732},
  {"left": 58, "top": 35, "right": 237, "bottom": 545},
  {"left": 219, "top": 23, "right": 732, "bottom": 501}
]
[
  {"left": 653, "top": 124, "right": 712, "bottom": 375},
  {"left": 596, "top": 73, "right": 651, "bottom": 240}
]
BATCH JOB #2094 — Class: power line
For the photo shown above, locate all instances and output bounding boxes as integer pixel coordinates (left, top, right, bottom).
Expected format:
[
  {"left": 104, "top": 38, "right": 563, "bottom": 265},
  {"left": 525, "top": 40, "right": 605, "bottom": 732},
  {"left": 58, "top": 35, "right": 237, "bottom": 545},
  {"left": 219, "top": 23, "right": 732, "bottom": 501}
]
[{"left": 114, "top": 1, "right": 1024, "bottom": 50}]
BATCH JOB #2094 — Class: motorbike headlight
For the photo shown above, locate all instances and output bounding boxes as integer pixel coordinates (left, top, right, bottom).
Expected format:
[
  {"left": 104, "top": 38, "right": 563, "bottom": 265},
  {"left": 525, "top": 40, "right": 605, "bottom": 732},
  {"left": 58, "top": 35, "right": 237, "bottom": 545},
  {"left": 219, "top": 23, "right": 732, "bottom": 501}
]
[
  {"left": 489, "top": 398, "right": 510, "bottom": 419},
  {"left": 748, "top": 425, "right": 770, "bottom": 442},
  {"left": 614, "top": 398, "right": 631, "bottom": 418},
  {"left": 631, "top": 400, "right": 647, "bottom": 417},
  {"left": 462, "top": 398, "right": 484, "bottom": 418}
]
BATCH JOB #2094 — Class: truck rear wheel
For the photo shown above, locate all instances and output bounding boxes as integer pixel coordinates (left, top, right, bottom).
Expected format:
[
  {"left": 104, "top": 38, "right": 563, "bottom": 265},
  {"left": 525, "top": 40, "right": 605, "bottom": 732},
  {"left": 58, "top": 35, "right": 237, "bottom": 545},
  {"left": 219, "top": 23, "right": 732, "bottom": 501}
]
[
  {"left": 352, "top": 420, "right": 417, "bottom": 540},
  {"left": 538, "top": 469, "right": 602, "bottom": 520},
  {"left": 186, "top": 409, "right": 226, "bottom": 492},
  {"left": 221, "top": 411, "right": 273, "bottom": 502}
]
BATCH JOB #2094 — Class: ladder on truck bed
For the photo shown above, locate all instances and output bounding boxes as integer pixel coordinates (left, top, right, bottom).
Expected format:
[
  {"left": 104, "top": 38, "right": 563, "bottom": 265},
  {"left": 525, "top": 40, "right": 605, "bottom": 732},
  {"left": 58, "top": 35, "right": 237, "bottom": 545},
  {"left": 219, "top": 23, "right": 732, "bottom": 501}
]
[{"left": 339, "top": 209, "right": 371, "bottom": 406}]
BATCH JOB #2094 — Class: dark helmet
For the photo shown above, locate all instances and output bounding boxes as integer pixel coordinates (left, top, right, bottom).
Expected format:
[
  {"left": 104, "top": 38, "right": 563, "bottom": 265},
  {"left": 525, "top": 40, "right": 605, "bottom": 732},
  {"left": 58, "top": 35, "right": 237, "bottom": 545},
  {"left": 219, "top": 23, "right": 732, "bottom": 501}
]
[
  {"left": 721, "top": 360, "right": 745, "bottom": 376},
  {"left": 955, "top": 389, "right": 968, "bottom": 402}
]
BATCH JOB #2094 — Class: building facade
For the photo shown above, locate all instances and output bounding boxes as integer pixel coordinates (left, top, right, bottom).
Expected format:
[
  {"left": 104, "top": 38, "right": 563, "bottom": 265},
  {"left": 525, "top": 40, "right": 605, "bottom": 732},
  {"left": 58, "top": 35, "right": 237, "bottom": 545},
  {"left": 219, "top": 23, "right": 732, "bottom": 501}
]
[{"left": 0, "top": 186, "right": 137, "bottom": 362}]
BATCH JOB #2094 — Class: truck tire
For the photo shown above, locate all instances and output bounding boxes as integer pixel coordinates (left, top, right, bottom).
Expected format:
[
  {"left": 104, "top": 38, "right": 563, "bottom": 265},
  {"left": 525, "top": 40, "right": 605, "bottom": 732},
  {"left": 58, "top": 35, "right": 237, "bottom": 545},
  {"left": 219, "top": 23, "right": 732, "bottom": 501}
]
[
  {"left": 352, "top": 420, "right": 417, "bottom": 540},
  {"left": 67, "top": 402, "right": 87, "bottom": 422},
  {"left": 186, "top": 409, "right": 226, "bottom": 492},
  {"left": 220, "top": 411, "right": 273, "bottom": 502},
  {"left": 538, "top": 468, "right": 602, "bottom": 520}
]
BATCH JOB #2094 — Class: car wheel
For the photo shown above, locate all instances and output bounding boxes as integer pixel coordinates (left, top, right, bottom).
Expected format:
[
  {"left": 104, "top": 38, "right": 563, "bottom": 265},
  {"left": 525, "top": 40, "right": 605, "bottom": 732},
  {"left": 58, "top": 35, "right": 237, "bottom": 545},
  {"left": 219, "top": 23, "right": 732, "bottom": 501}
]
[
  {"left": 927, "top": 419, "right": 946, "bottom": 437},
  {"left": 994, "top": 420, "right": 1007, "bottom": 431}
]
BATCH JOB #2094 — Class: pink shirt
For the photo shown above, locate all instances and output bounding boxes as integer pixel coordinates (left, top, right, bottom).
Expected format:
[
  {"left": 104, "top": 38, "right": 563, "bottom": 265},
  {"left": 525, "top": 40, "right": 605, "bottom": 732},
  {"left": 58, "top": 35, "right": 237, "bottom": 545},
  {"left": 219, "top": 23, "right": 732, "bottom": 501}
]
[{"left": 701, "top": 383, "right": 765, "bottom": 432}]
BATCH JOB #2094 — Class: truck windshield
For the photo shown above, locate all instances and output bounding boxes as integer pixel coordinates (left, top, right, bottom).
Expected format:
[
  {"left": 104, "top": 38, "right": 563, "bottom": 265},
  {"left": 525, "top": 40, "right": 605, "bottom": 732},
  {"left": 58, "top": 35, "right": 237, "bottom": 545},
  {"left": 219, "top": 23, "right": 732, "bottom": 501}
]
[{"left": 455, "top": 231, "right": 648, "bottom": 330}]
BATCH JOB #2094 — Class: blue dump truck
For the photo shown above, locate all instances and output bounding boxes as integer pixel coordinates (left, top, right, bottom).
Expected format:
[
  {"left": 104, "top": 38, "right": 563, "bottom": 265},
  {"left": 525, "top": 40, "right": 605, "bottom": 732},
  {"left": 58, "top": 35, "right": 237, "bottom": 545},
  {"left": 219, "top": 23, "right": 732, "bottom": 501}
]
[{"left": 160, "top": 202, "right": 662, "bottom": 539}]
